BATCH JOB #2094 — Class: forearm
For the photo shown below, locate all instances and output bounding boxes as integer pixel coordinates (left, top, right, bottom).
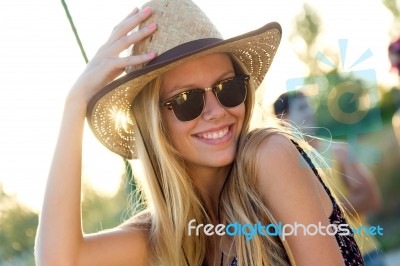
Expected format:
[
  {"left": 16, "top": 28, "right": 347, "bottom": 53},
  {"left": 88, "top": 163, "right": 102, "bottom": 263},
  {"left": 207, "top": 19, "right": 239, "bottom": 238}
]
[{"left": 35, "top": 92, "right": 87, "bottom": 264}]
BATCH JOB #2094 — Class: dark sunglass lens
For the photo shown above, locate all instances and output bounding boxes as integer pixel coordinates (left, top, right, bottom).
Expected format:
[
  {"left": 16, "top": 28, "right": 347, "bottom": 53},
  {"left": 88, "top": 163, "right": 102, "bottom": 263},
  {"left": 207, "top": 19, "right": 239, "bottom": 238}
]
[
  {"left": 172, "top": 90, "right": 204, "bottom": 121},
  {"left": 216, "top": 77, "right": 247, "bottom": 108}
]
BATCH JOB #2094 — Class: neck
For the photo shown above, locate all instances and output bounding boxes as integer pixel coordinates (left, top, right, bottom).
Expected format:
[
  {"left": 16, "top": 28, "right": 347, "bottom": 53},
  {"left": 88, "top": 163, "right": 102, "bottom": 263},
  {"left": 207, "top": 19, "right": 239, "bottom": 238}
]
[{"left": 188, "top": 164, "right": 231, "bottom": 223}]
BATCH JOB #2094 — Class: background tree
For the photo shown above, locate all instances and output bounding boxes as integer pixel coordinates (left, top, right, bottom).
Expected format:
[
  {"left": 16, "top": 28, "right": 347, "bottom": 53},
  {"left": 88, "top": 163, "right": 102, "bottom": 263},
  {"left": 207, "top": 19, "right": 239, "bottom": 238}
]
[
  {"left": 0, "top": 184, "right": 37, "bottom": 265},
  {"left": 288, "top": 1, "right": 400, "bottom": 253},
  {"left": 382, "top": 0, "right": 400, "bottom": 38},
  {"left": 289, "top": 3, "right": 324, "bottom": 75},
  {"left": 0, "top": 164, "right": 134, "bottom": 265}
]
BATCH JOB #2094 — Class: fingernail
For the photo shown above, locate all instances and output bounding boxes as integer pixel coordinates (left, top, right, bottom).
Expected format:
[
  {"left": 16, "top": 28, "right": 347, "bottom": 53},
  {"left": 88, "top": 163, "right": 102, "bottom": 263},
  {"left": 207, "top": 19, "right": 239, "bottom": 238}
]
[
  {"left": 147, "top": 22, "right": 156, "bottom": 30},
  {"left": 148, "top": 51, "right": 156, "bottom": 58},
  {"left": 143, "top": 6, "right": 152, "bottom": 15}
]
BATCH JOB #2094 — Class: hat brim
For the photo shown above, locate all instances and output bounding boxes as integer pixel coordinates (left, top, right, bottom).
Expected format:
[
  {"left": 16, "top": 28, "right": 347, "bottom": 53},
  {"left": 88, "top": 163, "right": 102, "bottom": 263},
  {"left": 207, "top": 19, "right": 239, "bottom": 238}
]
[{"left": 87, "top": 22, "right": 282, "bottom": 159}]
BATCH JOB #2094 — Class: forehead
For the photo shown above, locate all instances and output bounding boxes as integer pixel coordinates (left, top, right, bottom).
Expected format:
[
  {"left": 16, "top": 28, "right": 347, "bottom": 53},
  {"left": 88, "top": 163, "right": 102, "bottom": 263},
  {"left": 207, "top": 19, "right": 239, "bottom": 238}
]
[{"left": 160, "top": 53, "right": 234, "bottom": 96}]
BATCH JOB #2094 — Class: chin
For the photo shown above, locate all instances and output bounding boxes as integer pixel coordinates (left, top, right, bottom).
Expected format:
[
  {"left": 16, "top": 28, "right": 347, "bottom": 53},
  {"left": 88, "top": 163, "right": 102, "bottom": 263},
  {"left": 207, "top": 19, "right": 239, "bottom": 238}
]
[{"left": 210, "top": 150, "right": 237, "bottom": 167}]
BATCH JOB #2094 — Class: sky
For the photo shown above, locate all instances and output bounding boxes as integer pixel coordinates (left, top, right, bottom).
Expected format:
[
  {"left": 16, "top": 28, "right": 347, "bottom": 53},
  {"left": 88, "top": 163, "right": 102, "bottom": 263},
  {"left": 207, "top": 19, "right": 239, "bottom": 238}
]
[{"left": 0, "top": 0, "right": 398, "bottom": 212}]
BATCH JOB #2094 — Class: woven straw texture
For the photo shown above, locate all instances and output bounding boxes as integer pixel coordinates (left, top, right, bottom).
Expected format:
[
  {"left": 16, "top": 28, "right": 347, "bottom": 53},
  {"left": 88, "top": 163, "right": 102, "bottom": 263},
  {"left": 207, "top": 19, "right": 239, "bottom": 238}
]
[
  {"left": 127, "top": 0, "right": 222, "bottom": 72},
  {"left": 87, "top": 0, "right": 282, "bottom": 159}
]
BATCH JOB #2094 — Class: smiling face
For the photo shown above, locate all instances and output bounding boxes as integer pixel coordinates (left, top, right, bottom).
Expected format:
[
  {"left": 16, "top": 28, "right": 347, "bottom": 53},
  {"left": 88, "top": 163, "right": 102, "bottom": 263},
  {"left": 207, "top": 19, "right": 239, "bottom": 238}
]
[{"left": 160, "top": 53, "right": 245, "bottom": 175}]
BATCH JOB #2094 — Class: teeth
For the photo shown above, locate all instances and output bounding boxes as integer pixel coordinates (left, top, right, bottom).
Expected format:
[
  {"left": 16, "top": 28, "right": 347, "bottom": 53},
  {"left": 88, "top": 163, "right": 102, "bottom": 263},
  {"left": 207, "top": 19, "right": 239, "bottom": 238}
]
[{"left": 198, "top": 127, "right": 229, "bottom": 140}]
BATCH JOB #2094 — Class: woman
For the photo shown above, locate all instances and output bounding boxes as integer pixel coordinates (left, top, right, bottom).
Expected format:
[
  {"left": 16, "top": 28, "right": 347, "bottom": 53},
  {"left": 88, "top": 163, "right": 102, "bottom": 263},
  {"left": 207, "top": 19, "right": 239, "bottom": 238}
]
[{"left": 35, "top": 0, "right": 363, "bottom": 265}]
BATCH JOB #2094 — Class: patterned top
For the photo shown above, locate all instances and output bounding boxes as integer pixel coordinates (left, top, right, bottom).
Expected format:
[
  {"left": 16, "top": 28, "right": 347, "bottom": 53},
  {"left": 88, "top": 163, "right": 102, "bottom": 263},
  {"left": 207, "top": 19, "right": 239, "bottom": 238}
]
[{"left": 229, "top": 141, "right": 364, "bottom": 266}]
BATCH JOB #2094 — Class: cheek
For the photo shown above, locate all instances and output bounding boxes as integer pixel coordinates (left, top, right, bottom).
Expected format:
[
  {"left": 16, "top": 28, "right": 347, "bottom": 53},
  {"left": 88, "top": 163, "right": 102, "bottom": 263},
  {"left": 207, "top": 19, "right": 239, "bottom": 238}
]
[
  {"left": 233, "top": 104, "right": 246, "bottom": 126},
  {"left": 161, "top": 108, "right": 175, "bottom": 132},
  {"left": 162, "top": 110, "right": 181, "bottom": 143},
  {"left": 161, "top": 109, "right": 195, "bottom": 149}
]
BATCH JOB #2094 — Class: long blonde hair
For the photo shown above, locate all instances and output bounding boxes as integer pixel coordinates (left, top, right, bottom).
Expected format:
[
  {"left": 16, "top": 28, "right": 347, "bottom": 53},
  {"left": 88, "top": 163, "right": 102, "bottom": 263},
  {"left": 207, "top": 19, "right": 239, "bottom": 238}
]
[{"left": 124, "top": 54, "right": 331, "bottom": 265}]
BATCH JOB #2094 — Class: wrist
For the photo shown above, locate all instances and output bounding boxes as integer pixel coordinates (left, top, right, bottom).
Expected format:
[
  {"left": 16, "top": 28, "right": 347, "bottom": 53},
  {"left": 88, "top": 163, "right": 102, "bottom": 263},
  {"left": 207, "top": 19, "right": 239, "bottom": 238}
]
[{"left": 64, "top": 89, "right": 88, "bottom": 116}]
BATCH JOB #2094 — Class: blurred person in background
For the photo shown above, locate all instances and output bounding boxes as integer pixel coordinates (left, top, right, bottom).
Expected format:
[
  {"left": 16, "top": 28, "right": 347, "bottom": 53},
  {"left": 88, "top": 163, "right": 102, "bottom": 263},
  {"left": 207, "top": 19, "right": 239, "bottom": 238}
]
[
  {"left": 389, "top": 37, "right": 400, "bottom": 145},
  {"left": 274, "top": 91, "right": 385, "bottom": 266}
]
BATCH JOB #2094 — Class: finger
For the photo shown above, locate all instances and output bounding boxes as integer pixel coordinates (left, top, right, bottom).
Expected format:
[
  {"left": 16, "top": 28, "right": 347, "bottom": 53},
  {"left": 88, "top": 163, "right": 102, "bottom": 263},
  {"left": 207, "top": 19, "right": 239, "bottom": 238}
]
[
  {"left": 108, "top": 7, "right": 139, "bottom": 43},
  {"left": 110, "top": 22, "right": 157, "bottom": 53},
  {"left": 123, "top": 7, "right": 139, "bottom": 21},
  {"left": 114, "top": 51, "right": 157, "bottom": 69},
  {"left": 108, "top": 7, "right": 153, "bottom": 44}
]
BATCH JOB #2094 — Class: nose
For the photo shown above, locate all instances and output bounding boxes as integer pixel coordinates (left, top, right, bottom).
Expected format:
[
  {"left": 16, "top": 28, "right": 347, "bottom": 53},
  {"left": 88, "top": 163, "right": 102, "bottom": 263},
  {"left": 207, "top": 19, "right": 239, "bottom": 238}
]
[{"left": 202, "top": 90, "right": 226, "bottom": 120}]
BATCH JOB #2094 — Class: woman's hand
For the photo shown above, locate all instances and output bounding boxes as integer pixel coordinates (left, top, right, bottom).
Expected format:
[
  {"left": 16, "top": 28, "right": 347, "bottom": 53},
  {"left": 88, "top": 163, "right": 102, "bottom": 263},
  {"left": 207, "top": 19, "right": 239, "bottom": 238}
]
[{"left": 68, "top": 7, "right": 157, "bottom": 106}]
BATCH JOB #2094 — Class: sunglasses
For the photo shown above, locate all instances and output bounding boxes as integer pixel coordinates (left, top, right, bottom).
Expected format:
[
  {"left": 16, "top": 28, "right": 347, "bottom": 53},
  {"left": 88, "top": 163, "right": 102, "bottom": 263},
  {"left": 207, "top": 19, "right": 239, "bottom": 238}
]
[{"left": 160, "top": 75, "right": 250, "bottom": 122}]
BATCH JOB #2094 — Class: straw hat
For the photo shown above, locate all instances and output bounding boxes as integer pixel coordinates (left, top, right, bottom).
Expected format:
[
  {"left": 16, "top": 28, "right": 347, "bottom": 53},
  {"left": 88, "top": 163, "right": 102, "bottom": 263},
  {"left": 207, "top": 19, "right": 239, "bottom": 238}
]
[{"left": 87, "top": 0, "right": 282, "bottom": 159}]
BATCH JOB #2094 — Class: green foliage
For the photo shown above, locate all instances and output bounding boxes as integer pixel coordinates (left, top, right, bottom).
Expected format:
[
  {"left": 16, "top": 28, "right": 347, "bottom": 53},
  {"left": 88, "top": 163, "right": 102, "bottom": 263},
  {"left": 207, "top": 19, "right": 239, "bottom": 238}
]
[
  {"left": 293, "top": 3, "right": 321, "bottom": 47},
  {"left": 380, "top": 87, "right": 400, "bottom": 122},
  {"left": 290, "top": 3, "right": 323, "bottom": 74},
  {"left": 81, "top": 180, "right": 130, "bottom": 233},
  {"left": 289, "top": 1, "right": 400, "bottom": 252},
  {"left": 0, "top": 185, "right": 37, "bottom": 265},
  {"left": 382, "top": 0, "right": 400, "bottom": 18},
  {"left": 306, "top": 70, "right": 383, "bottom": 140},
  {"left": 382, "top": 0, "right": 400, "bottom": 37},
  {"left": 361, "top": 123, "right": 400, "bottom": 251},
  {"left": 81, "top": 160, "right": 142, "bottom": 233},
  {"left": 0, "top": 166, "right": 137, "bottom": 264}
]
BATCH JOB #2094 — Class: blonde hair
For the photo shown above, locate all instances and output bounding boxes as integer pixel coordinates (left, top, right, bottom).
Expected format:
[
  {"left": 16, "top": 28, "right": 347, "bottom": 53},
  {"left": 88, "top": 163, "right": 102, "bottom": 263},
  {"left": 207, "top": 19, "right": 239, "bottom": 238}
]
[{"left": 123, "top": 54, "right": 337, "bottom": 265}]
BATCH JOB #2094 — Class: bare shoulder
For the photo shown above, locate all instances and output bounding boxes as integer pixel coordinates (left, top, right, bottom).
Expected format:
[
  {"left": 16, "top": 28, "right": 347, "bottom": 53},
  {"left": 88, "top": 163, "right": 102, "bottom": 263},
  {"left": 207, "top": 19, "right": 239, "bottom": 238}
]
[
  {"left": 253, "top": 133, "right": 333, "bottom": 215},
  {"left": 255, "top": 133, "right": 302, "bottom": 178},
  {"left": 257, "top": 133, "right": 296, "bottom": 157},
  {"left": 238, "top": 129, "right": 296, "bottom": 162},
  {"left": 253, "top": 133, "right": 304, "bottom": 195},
  {"left": 77, "top": 223, "right": 150, "bottom": 266}
]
